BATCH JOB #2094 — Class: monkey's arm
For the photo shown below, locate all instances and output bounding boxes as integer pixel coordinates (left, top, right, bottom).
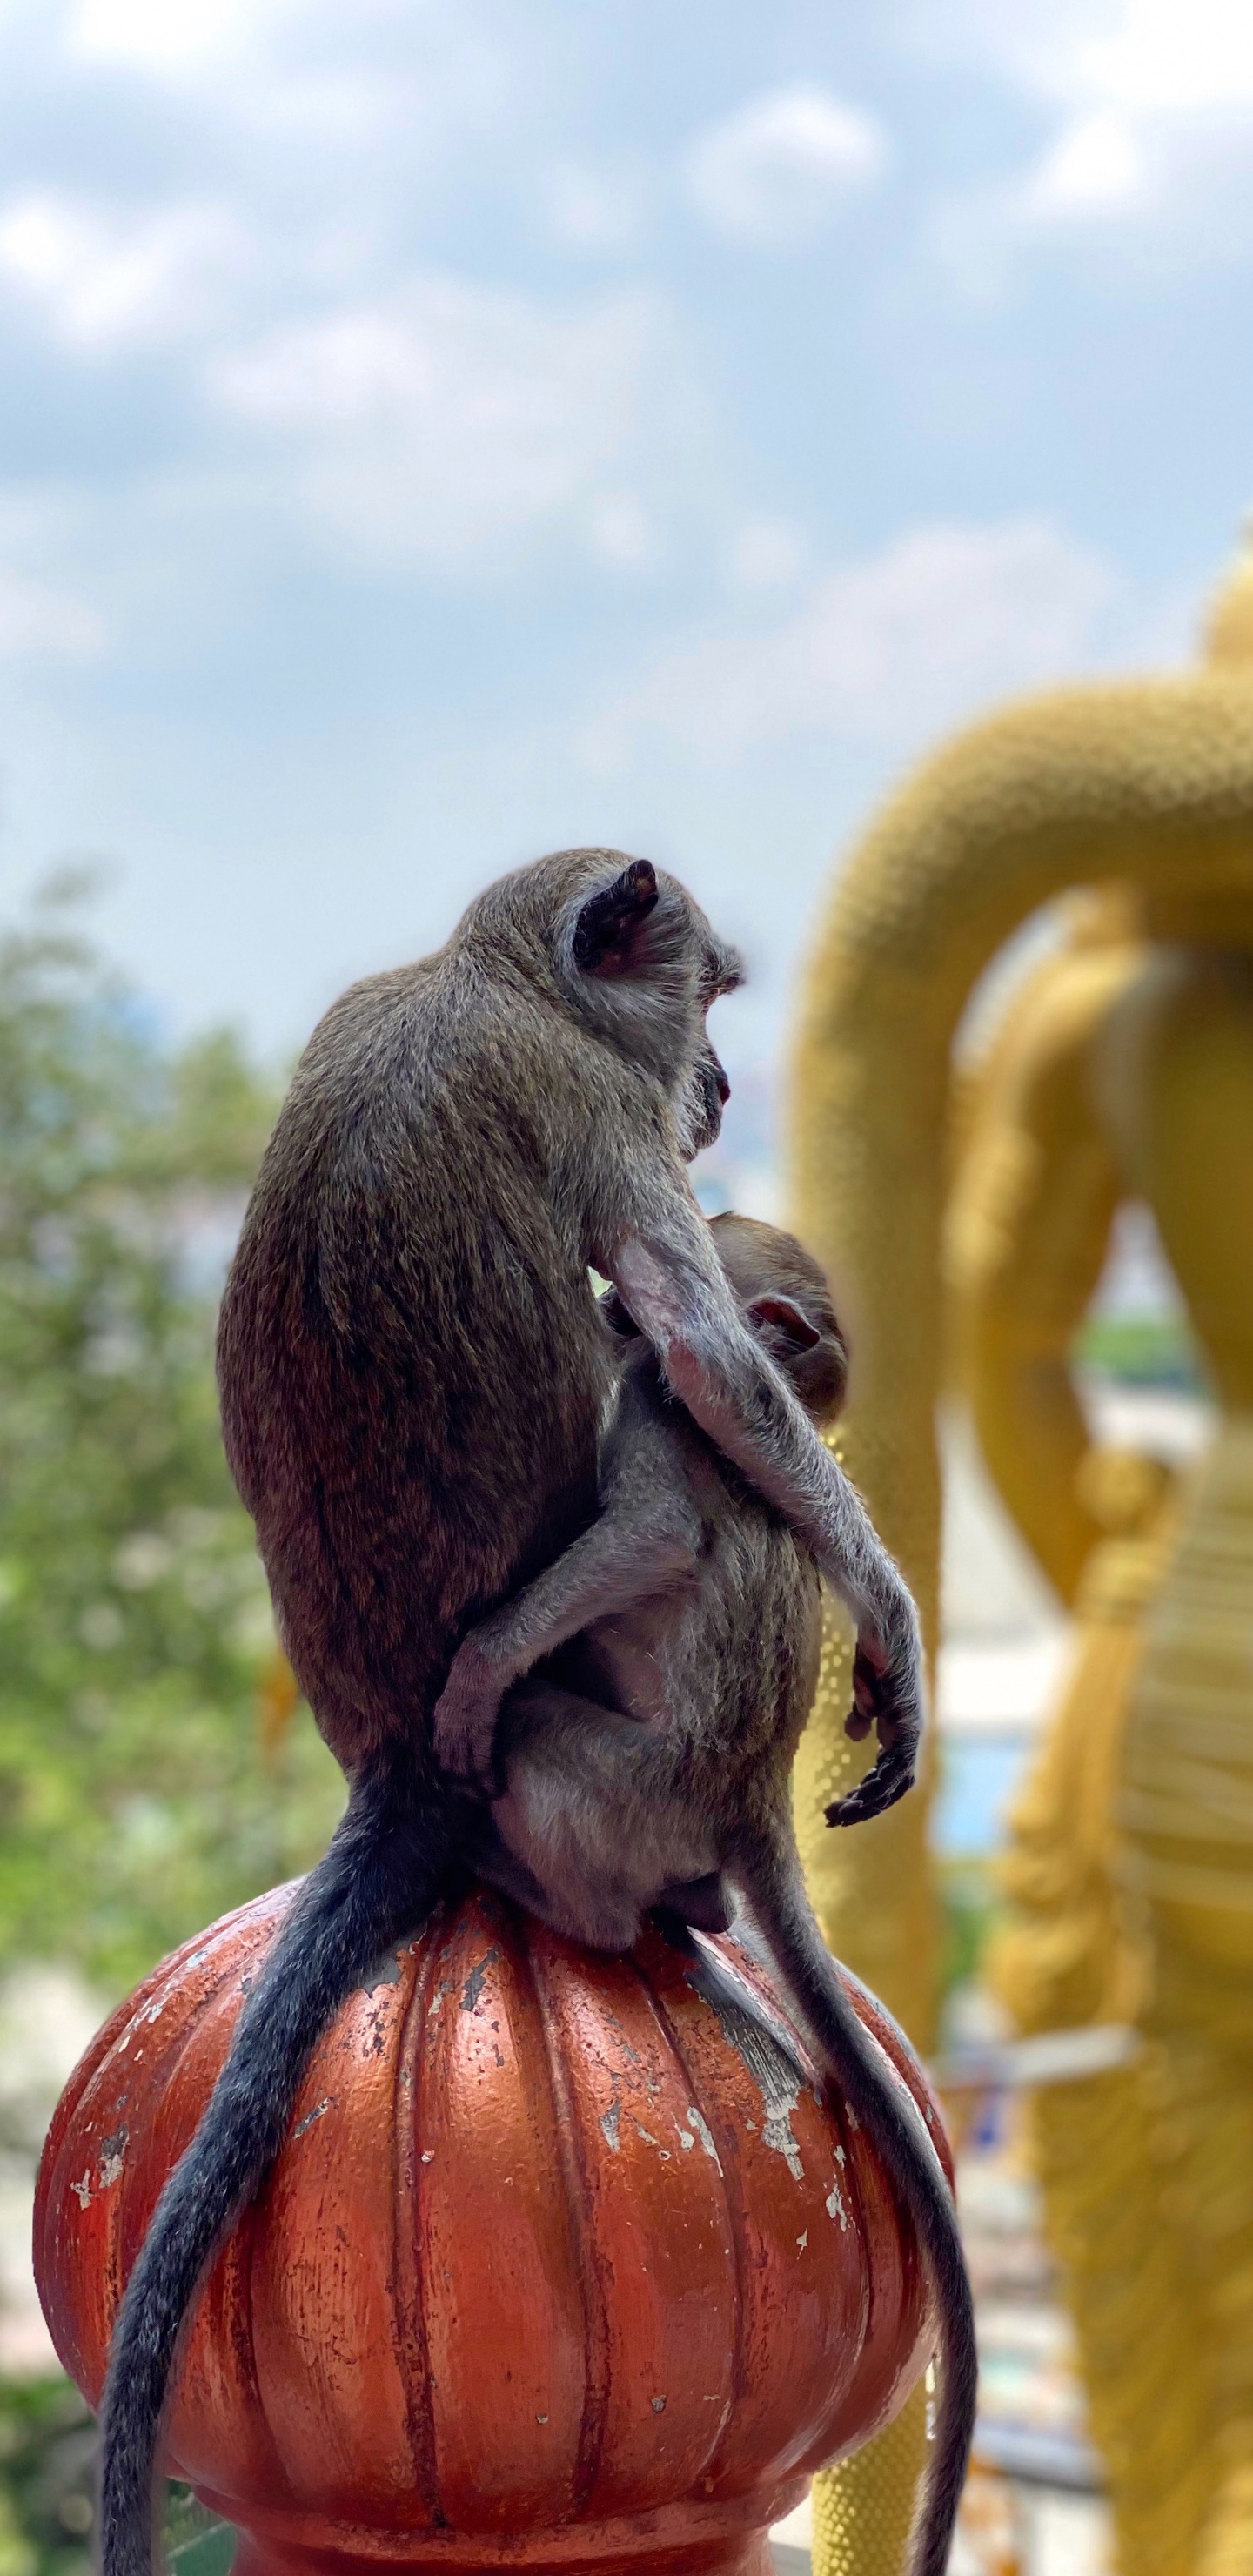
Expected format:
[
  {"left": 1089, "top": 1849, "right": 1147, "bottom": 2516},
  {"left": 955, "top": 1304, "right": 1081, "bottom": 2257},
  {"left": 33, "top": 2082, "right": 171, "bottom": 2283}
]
[
  {"left": 432, "top": 1411, "right": 702, "bottom": 1785},
  {"left": 605, "top": 1217, "right": 921, "bottom": 1821}
]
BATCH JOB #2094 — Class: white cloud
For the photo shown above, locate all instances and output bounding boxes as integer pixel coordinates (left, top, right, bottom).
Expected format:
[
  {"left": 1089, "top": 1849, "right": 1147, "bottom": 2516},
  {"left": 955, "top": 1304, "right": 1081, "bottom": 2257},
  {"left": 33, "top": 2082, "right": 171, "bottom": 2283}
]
[
  {"left": 0, "top": 566, "right": 104, "bottom": 659},
  {"left": 580, "top": 518, "right": 1116, "bottom": 768},
  {"left": 684, "top": 84, "right": 886, "bottom": 247},
  {"left": 929, "top": 0, "right": 1253, "bottom": 257},
  {"left": 920, "top": 0, "right": 1253, "bottom": 112},
  {"left": 0, "top": 192, "right": 251, "bottom": 352},
  {"left": 64, "top": 0, "right": 298, "bottom": 76},
  {"left": 208, "top": 276, "right": 691, "bottom": 570},
  {"left": 60, "top": 0, "right": 506, "bottom": 164},
  {"left": 1023, "top": 111, "right": 1148, "bottom": 218},
  {"left": 1042, "top": 0, "right": 1253, "bottom": 117}
]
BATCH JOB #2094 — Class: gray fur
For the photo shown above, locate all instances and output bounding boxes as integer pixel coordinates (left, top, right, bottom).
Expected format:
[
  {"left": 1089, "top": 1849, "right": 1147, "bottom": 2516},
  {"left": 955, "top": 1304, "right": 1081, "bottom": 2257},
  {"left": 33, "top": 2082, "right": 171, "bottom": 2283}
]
[
  {"left": 434, "top": 1219, "right": 972, "bottom": 2576},
  {"left": 100, "top": 850, "right": 922, "bottom": 2576}
]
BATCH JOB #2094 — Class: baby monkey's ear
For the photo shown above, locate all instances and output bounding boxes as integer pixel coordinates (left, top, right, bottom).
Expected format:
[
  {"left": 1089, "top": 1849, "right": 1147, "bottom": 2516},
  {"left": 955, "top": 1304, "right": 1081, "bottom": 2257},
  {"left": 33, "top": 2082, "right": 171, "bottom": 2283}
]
[
  {"left": 746, "top": 1290, "right": 847, "bottom": 1420},
  {"left": 573, "top": 860, "right": 660, "bottom": 976},
  {"left": 745, "top": 1293, "right": 822, "bottom": 1361}
]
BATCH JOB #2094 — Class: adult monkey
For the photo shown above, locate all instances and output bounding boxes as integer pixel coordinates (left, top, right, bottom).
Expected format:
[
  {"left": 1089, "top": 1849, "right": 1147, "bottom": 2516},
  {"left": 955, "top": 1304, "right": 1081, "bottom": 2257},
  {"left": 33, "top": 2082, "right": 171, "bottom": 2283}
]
[{"left": 99, "top": 849, "right": 923, "bottom": 2576}]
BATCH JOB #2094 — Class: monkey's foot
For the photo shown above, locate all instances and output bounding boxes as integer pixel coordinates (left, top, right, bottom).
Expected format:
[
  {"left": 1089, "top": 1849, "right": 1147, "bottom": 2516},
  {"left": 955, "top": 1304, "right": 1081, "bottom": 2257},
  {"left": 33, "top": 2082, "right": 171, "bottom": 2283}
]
[
  {"left": 653, "top": 1873, "right": 735, "bottom": 1935},
  {"left": 432, "top": 1651, "right": 506, "bottom": 1789}
]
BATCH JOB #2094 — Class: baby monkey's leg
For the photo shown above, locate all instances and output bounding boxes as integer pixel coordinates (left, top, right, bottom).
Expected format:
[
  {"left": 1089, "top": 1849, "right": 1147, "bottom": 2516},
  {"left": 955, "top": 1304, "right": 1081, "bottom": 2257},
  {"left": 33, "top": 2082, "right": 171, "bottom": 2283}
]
[{"left": 489, "top": 1683, "right": 720, "bottom": 1949}]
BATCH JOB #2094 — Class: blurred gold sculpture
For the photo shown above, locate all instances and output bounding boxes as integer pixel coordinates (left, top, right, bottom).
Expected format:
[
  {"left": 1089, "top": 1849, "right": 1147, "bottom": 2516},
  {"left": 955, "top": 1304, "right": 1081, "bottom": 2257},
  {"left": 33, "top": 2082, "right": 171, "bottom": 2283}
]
[
  {"left": 954, "top": 901, "right": 1214, "bottom": 2574},
  {"left": 791, "top": 535, "right": 1253, "bottom": 2573}
]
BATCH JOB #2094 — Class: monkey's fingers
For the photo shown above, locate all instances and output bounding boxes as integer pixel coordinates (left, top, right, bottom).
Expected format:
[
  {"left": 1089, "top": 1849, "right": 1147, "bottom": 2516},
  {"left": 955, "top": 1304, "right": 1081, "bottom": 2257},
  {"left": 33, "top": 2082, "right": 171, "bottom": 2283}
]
[{"left": 846, "top": 1644, "right": 892, "bottom": 1734}]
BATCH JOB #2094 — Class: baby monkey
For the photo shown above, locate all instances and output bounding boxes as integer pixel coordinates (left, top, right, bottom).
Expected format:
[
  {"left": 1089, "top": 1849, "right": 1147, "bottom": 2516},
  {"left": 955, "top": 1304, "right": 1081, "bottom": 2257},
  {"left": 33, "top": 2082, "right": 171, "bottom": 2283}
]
[{"left": 433, "top": 1215, "right": 975, "bottom": 2576}]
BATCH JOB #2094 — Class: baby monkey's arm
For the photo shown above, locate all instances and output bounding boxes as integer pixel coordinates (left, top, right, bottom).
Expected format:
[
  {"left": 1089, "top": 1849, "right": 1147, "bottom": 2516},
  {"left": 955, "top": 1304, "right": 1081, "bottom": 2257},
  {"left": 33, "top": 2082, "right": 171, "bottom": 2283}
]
[
  {"left": 432, "top": 1402, "right": 701, "bottom": 1787},
  {"left": 604, "top": 1212, "right": 923, "bottom": 1822}
]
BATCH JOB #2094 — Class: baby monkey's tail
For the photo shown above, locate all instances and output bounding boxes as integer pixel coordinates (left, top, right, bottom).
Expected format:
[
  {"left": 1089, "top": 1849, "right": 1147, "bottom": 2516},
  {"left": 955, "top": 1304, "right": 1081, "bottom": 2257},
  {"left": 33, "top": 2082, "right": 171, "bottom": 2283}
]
[
  {"left": 732, "top": 1829, "right": 976, "bottom": 2576},
  {"left": 99, "top": 1746, "right": 453, "bottom": 2576}
]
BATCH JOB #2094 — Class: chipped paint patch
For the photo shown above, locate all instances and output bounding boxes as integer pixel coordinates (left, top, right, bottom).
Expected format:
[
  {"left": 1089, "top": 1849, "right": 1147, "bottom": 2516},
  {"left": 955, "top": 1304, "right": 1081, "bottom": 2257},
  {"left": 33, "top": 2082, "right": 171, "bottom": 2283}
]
[
  {"left": 683, "top": 1938, "right": 807, "bottom": 2178},
  {"left": 684, "top": 2106, "right": 722, "bottom": 2173},
  {"left": 292, "top": 2096, "right": 332, "bottom": 2142},
  {"left": 70, "top": 2172, "right": 91, "bottom": 2210},
  {"left": 651, "top": 2396, "right": 667, "bottom": 2414},
  {"left": 760, "top": 2081, "right": 805, "bottom": 2182},
  {"left": 600, "top": 2099, "right": 621, "bottom": 2153},
  {"left": 634, "top": 2123, "right": 660, "bottom": 2147},
  {"left": 796, "top": 2231, "right": 808, "bottom": 2252},
  {"left": 358, "top": 1949, "right": 404, "bottom": 1993},
  {"left": 460, "top": 1949, "right": 499, "bottom": 2013},
  {"left": 826, "top": 2182, "right": 849, "bottom": 2231},
  {"left": 98, "top": 2125, "right": 128, "bottom": 2190}
]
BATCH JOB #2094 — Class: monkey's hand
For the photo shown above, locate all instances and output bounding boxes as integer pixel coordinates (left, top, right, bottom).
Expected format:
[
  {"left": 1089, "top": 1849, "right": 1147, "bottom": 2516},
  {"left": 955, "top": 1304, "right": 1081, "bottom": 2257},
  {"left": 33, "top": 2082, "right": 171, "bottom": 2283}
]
[
  {"left": 432, "top": 1641, "right": 508, "bottom": 1791},
  {"left": 824, "top": 1600, "right": 923, "bottom": 1828}
]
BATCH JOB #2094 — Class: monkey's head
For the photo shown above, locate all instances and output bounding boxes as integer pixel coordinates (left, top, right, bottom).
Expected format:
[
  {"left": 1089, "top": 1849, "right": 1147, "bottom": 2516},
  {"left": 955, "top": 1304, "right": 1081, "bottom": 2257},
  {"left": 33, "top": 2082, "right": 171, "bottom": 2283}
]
[
  {"left": 464, "top": 849, "right": 742, "bottom": 1159},
  {"left": 600, "top": 1211, "right": 848, "bottom": 1420},
  {"left": 709, "top": 1212, "right": 848, "bottom": 1423}
]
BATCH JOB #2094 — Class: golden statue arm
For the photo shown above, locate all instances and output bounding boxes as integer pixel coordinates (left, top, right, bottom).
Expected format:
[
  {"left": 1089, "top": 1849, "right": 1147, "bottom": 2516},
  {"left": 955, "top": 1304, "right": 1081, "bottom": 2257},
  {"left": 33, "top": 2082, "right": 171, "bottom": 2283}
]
[{"left": 947, "top": 927, "right": 1146, "bottom": 1605}]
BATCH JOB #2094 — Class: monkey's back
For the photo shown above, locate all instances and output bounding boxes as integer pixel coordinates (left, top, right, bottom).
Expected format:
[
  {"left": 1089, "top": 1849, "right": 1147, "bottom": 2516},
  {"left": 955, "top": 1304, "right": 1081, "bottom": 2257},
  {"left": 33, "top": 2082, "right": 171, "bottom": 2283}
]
[
  {"left": 568, "top": 1382, "right": 824, "bottom": 1817},
  {"left": 218, "top": 948, "right": 624, "bottom": 1769}
]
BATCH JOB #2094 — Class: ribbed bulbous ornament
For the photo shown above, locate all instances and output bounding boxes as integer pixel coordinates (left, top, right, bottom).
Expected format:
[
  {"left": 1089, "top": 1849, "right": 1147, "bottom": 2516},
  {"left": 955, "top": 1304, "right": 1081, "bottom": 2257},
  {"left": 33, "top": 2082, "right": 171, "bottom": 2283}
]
[{"left": 35, "top": 1882, "right": 948, "bottom": 2576}]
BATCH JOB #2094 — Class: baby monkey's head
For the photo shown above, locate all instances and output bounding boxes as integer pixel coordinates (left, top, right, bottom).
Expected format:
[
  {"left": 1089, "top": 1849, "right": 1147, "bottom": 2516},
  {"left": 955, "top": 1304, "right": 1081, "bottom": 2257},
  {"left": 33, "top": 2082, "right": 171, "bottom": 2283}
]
[
  {"left": 600, "top": 1211, "right": 847, "bottom": 1424},
  {"left": 707, "top": 1211, "right": 848, "bottom": 1426}
]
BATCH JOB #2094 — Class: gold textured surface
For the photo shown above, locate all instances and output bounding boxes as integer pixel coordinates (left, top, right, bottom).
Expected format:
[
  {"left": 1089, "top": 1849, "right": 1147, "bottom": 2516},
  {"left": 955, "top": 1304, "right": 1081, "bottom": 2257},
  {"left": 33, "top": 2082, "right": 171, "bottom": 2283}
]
[
  {"left": 808, "top": 2381, "right": 930, "bottom": 2576},
  {"left": 971, "top": 895, "right": 1253, "bottom": 2573},
  {"left": 1121, "top": 1426, "right": 1253, "bottom": 2576},
  {"left": 792, "top": 539, "right": 1253, "bottom": 2573}
]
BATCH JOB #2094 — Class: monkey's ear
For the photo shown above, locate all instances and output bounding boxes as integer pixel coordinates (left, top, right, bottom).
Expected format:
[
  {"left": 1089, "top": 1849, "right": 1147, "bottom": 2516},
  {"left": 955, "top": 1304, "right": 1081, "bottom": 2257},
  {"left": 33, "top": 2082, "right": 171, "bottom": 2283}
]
[
  {"left": 573, "top": 861, "right": 660, "bottom": 976},
  {"left": 746, "top": 1293, "right": 821, "bottom": 1358}
]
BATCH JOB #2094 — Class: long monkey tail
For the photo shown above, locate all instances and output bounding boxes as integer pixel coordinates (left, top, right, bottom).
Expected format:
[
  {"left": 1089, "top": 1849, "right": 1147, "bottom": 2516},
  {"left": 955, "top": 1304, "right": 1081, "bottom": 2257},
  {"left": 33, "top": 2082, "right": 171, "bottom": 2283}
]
[
  {"left": 99, "top": 1747, "right": 455, "bottom": 2576},
  {"left": 732, "top": 1828, "right": 976, "bottom": 2576}
]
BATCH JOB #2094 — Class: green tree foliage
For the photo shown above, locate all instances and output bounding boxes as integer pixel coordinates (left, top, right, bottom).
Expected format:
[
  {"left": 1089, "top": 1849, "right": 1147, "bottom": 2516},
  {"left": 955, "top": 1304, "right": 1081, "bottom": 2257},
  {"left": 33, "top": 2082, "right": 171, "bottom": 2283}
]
[{"left": 0, "top": 880, "right": 342, "bottom": 1999}]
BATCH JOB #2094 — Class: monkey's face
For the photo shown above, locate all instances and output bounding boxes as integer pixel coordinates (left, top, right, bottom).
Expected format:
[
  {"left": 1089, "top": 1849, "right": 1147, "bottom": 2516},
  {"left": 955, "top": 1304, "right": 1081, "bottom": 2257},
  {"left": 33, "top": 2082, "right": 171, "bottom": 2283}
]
[
  {"left": 543, "top": 850, "right": 741, "bottom": 1155},
  {"left": 676, "top": 1038, "right": 731, "bottom": 1158}
]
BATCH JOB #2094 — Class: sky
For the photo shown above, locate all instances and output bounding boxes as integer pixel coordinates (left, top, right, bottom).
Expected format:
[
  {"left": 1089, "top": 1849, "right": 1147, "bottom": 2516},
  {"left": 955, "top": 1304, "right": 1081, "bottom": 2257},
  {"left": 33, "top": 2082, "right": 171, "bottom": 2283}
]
[{"left": 1, "top": 0, "right": 1251, "bottom": 1142}]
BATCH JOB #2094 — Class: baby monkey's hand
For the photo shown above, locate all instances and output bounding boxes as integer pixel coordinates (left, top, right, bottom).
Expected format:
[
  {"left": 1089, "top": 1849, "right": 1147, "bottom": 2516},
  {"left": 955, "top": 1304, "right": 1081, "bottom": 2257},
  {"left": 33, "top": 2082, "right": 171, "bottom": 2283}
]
[
  {"left": 432, "top": 1640, "right": 507, "bottom": 1792},
  {"left": 824, "top": 1596, "right": 923, "bottom": 1828}
]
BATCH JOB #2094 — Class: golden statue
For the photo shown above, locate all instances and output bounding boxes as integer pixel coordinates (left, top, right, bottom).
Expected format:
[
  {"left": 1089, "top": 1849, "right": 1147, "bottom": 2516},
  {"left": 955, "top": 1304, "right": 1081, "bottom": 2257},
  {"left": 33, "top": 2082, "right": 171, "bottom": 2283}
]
[
  {"left": 791, "top": 536, "right": 1253, "bottom": 2573},
  {"left": 953, "top": 895, "right": 1213, "bottom": 2575}
]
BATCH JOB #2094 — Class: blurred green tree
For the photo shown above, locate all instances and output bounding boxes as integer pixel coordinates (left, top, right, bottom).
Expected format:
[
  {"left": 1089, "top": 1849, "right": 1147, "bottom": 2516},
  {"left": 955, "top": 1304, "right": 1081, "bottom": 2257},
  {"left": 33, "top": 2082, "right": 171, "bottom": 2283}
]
[{"left": 0, "top": 875, "right": 342, "bottom": 2000}]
